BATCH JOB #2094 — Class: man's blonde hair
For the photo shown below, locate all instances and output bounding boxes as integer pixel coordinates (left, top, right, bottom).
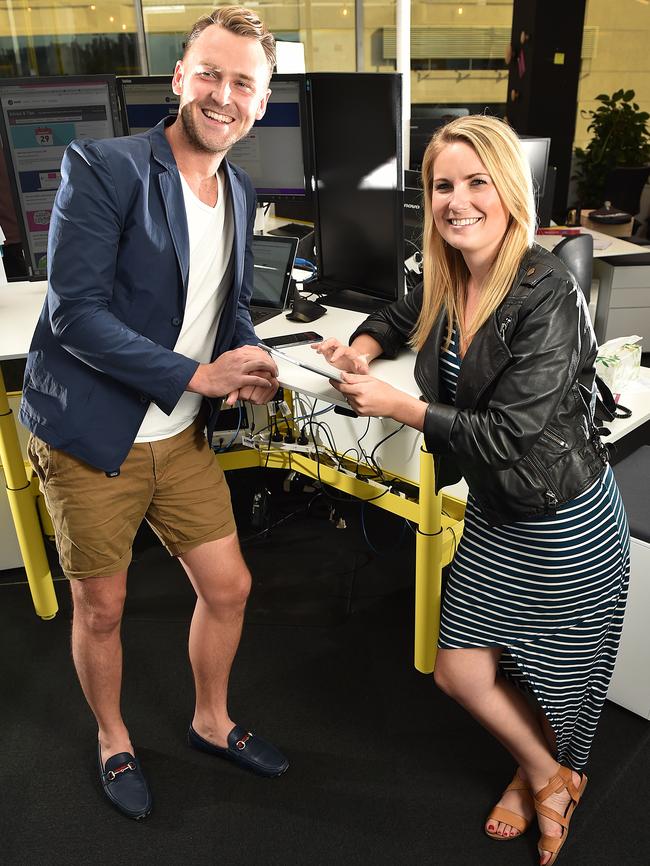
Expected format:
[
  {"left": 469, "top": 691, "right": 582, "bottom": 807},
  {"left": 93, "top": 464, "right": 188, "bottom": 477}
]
[
  {"left": 184, "top": 6, "right": 276, "bottom": 77},
  {"left": 412, "top": 115, "right": 536, "bottom": 351}
]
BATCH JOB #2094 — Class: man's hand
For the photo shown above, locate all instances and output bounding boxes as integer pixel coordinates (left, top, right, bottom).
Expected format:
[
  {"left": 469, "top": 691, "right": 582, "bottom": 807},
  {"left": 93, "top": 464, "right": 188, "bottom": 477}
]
[
  {"left": 187, "top": 346, "right": 279, "bottom": 401},
  {"left": 225, "top": 370, "right": 279, "bottom": 406},
  {"left": 311, "top": 338, "right": 370, "bottom": 374}
]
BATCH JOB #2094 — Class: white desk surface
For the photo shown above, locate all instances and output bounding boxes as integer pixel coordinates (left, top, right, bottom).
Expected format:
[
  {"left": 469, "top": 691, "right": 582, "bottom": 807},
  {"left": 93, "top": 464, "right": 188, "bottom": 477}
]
[
  {"left": 534, "top": 228, "right": 646, "bottom": 259},
  {"left": 0, "top": 279, "right": 46, "bottom": 361}
]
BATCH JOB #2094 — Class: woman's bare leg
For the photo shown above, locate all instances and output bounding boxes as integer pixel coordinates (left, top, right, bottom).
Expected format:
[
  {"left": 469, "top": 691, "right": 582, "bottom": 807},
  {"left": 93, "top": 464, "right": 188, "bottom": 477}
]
[{"left": 434, "top": 647, "right": 581, "bottom": 864}]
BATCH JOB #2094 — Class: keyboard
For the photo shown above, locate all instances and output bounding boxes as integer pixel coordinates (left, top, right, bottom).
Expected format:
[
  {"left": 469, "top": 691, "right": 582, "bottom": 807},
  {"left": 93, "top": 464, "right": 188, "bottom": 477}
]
[
  {"left": 250, "top": 307, "right": 282, "bottom": 325},
  {"left": 269, "top": 222, "right": 313, "bottom": 240}
]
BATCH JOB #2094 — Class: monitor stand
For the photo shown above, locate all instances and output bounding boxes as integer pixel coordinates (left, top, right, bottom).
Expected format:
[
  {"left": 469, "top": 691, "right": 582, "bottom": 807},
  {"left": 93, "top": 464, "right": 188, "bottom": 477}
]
[{"left": 319, "top": 288, "right": 389, "bottom": 314}]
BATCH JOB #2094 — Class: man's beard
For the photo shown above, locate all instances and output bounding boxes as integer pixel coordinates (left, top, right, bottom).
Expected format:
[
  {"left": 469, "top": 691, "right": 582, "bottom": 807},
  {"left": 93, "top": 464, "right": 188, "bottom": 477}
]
[{"left": 178, "top": 102, "right": 250, "bottom": 155}]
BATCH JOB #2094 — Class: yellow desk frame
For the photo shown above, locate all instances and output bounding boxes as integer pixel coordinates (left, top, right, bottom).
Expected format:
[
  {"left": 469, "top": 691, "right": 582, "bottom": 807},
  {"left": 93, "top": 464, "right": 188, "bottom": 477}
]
[
  {"left": 2, "top": 375, "right": 464, "bottom": 673},
  {"left": 218, "top": 440, "right": 465, "bottom": 674},
  {"left": 0, "top": 368, "right": 57, "bottom": 619}
]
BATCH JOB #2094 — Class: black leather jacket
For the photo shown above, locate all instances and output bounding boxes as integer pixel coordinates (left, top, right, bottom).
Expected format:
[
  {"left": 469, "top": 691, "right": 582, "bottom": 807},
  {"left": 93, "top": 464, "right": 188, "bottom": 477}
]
[{"left": 350, "top": 244, "right": 608, "bottom": 525}]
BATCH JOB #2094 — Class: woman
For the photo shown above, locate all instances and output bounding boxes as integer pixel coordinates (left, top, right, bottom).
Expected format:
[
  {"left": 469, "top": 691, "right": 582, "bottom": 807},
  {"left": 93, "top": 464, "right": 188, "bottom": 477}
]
[{"left": 313, "top": 115, "right": 629, "bottom": 866}]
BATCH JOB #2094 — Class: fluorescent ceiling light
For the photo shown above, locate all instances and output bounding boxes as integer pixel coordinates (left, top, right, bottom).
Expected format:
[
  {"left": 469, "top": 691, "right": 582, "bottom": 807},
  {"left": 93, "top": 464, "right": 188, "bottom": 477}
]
[{"left": 144, "top": 5, "right": 186, "bottom": 13}]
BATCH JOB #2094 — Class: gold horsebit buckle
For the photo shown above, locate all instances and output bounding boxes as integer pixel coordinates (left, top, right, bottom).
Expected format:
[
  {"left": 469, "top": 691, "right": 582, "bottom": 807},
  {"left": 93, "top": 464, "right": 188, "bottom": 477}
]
[{"left": 105, "top": 761, "right": 137, "bottom": 781}]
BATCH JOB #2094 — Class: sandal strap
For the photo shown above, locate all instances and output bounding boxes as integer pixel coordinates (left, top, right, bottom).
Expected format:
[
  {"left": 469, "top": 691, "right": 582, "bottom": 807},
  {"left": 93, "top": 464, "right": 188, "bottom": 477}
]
[
  {"left": 538, "top": 833, "right": 563, "bottom": 855},
  {"left": 487, "top": 806, "right": 529, "bottom": 833},
  {"left": 535, "top": 801, "right": 570, "bottom": 828},
  {"left": 535, "top": 766, "right": 584, "bottom": 807},
  {"left": 505, "top": 774, "right": 532, "bottom": 796}
]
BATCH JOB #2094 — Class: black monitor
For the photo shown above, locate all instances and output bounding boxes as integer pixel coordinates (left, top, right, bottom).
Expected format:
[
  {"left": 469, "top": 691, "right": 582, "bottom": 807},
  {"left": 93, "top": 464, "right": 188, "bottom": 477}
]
[
  {"left": 117, "top": 75, "right": 178, "bottom": 134},
  {"left": 0, "top": 75, "right": 124, "bottom": 279},
  {"left": 309, "top": 73, "right": 404, "bottom": 312},
  {"left": 409, "top": 117, "right": 447, "bottom": 172},
  {"left": 412, "top": 106, "right": 469, "bottom": 121},
  {"left": 229, "top": 73, "right": 312, "bottom": 202}
]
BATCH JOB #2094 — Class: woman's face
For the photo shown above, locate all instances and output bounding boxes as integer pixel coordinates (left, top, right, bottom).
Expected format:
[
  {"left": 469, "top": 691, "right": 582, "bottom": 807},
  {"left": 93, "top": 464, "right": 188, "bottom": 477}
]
[{"left": 430, "top": 141, "right": 509, "bottom": 261}]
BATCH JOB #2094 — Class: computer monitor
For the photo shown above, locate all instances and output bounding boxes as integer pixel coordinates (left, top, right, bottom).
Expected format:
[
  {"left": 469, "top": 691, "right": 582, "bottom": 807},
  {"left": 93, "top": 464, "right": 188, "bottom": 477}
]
[
  {"left": 117, "top": 75, "right": 178, "bottom": 134},
  {"left": 309, "top": 72, "right": 404, "bottom": 312},
  {"left": 409, "top": 117, "right": 447, "bottom": 172},
  {"left": 118, "top": 73, "right": 312, "bottom": 204},
  {"left": 0, "top": 75, "right": 124, "bottom": 279},
  {"left": 229, "top": 73, "right": 312, "bottom": 202},
  {"left": 519, "top": 136, "right": 551, "bottom": 200},
  {"left": 412, "top": 106, "right": 470, "bottom": 121}
]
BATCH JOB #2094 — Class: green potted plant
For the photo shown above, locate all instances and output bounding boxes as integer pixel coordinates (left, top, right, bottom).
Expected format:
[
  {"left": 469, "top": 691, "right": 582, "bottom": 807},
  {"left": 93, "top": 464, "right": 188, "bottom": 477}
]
[{"left": 573, "top": 89, "right": 650, "bottom": 208}]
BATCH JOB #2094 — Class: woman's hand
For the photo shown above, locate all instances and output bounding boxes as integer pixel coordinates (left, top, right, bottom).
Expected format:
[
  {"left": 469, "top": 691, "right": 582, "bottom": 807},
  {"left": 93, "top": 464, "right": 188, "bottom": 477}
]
[
  {"left": 331, "top": 372, "right": 420, "bottom": 425},
  {"left": 311, "top": 338, "right": 370, "bottom": 374}
]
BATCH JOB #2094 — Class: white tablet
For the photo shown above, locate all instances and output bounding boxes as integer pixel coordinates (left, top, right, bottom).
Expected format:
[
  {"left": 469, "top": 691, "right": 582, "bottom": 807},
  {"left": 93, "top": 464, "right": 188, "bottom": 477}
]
[{"left": 258, "top": 343, "right": 345, "bottom": 383}]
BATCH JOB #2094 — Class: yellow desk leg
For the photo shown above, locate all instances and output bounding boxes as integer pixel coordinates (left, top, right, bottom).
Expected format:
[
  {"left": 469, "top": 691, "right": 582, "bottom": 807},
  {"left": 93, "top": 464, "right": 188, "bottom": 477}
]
[
  {"left": 0, "top": 369, "right": 58, "bottom": 619},
  {"left": 414, "top": 446, "right": 442, "bottom": 674}
]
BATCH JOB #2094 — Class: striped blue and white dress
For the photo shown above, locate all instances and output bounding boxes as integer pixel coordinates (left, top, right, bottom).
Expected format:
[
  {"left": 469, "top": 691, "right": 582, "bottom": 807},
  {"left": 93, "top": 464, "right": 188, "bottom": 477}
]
[{"left": 437, "top": 328, "right": 630, "bottom": 771}]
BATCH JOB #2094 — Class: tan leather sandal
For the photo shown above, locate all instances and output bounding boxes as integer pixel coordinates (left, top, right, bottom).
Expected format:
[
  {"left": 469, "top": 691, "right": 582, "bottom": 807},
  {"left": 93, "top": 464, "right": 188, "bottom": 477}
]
[
  {"left": 485, "top": 770, "right": 534, "bottom": 840},
  {"left": 534, "top": 764, "right": 588, "bottom": 865}
]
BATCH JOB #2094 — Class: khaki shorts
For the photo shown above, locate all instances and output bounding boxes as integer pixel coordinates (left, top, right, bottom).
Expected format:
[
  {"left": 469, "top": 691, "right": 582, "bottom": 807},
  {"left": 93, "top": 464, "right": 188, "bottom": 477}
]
[{"left": 27, "top": 418, "right": 236, "bottom": 580}]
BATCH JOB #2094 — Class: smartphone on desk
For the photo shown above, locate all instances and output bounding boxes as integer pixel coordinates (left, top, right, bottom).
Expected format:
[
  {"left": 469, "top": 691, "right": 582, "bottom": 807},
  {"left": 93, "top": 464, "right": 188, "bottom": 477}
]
[{"left": 262, "top": 331, "right": 322, "bottom": 349}]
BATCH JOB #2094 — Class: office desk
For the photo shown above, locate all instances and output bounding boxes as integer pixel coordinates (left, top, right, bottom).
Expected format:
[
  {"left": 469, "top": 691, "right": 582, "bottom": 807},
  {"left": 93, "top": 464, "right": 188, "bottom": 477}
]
[{"left": 534, "top": 228, "right": 644, "bottom": 259}]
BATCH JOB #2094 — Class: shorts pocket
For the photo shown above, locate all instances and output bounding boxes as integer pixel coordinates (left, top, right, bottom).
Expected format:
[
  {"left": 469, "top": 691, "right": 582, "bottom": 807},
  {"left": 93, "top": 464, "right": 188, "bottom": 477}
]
[{"left": 27, "top": 434, "right": 57, "bottom": 488}]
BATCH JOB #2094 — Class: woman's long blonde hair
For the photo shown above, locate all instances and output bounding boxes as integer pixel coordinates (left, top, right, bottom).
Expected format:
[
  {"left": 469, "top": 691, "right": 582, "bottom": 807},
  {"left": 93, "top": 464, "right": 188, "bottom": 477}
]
[{"left": 411, "top": 115, "right": 536, "bottom": 351}]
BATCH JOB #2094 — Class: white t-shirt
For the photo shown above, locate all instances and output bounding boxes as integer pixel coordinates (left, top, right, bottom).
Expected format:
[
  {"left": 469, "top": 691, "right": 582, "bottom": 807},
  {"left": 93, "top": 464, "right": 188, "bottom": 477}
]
[{"left": 135, "top": 169, "right": 234, "bottom": 442}]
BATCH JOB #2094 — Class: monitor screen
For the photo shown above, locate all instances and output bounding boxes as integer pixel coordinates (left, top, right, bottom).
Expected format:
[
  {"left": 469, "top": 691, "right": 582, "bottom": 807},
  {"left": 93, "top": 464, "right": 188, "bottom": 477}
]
[
  {"left": 409, "top": 117, "right": 447, "bottom": 172},
  {"left": 0, "top": 75, "right": 124, "bottom": 279},
  {"left": 310, "top": 73, "right": 404, "bottom": 311},
  {"left": 117, "top": 75, "right": 178, "bottom": 134},
  {"left": 519, "top": 136, "right": 551, "bottom": 199},
  {"left": 229, "top": 73, "right": 312, "bottom": 202}
]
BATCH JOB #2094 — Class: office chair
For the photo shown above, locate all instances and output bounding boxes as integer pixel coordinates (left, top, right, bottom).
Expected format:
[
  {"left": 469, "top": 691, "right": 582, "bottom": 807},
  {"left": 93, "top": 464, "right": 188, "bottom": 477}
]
[{"left": 553, "top": 233, "right": 594, "bottom": 304}]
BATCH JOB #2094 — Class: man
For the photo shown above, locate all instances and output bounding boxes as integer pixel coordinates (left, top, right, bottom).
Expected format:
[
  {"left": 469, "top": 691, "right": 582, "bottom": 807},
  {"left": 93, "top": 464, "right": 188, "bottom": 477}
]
[{"left": 20, "top": 7, "right": 288, "bottom": 821}]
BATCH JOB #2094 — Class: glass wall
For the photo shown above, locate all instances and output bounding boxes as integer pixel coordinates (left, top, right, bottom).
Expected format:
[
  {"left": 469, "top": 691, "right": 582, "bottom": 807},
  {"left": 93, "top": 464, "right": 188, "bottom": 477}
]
[
  {"left": 0, "top": 2, "right": 141, "bottom": 77},
  {"left": 577, "top": 0, "right": 650, "bottom": 149},
  {"left": 1, "top": 2, "right": 648, "bottom": 152}
]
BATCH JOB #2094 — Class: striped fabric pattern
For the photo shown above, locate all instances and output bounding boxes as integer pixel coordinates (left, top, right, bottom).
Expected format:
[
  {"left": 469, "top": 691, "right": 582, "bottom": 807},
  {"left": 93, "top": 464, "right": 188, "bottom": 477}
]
[{"left": 438, "top": 328, "right": 630, "bottom": 771}]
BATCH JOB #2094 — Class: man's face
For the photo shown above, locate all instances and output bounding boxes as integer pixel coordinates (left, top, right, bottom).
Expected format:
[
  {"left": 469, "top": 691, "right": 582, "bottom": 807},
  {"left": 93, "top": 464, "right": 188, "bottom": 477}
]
[{"left": 172, "top": 24, "right": 271, "bottom": 155}]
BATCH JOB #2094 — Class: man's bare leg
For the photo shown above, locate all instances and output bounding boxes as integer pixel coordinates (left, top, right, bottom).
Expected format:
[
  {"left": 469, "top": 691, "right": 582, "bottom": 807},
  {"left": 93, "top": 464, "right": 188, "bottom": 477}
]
[
  {"left": 179, "top": 532, "right": 251, "bottom": 746},
  {"left": 70, "top": 571, "right": 132, "bottom": 764}
]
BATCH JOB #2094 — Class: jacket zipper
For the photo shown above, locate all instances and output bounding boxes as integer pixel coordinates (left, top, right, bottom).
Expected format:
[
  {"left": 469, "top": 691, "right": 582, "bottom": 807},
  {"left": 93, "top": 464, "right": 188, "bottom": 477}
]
[
  {"left": 541, "top": 428, "right": 567, "bottom": 448},
  {"left": 499, "top": 315, "right": 512, "bottom": 342},
  {"left": 526, "top": 450, "right": 562, "bottom": 512}
]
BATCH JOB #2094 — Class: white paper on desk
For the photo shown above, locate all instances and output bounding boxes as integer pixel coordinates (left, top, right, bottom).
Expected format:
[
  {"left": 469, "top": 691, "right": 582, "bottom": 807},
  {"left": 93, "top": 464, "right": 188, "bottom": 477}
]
[{"left": 592, "top": 236, "right": 612, "bottom": 250}]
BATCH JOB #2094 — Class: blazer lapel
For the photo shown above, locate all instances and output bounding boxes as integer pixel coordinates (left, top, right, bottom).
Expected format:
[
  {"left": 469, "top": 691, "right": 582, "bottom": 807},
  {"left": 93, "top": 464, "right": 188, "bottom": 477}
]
[
  {"left": 158, "top": 170, "right": 189, "bottom": 301},
  {"left": 223, "top": 159, "right": 246, "bottom": 297},
  {"left": 149, "top": 120, "right": 190, "bottom": 302}
]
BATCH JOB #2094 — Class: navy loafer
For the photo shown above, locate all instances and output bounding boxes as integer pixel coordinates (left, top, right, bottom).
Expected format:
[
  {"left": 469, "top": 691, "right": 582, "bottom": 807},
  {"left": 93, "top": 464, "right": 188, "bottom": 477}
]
[
  {"left": 188, "top": 724, "right": 289, "bottom": 777},
  {"left": 98, "top": 744, "right": 152, "bottom": 820}
]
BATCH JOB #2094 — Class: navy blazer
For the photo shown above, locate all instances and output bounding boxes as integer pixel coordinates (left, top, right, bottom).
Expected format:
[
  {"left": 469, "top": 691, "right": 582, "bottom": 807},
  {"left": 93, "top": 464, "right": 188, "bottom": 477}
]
[{"left": 20, "top": 119, "right": 258, "bottom": 473}]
